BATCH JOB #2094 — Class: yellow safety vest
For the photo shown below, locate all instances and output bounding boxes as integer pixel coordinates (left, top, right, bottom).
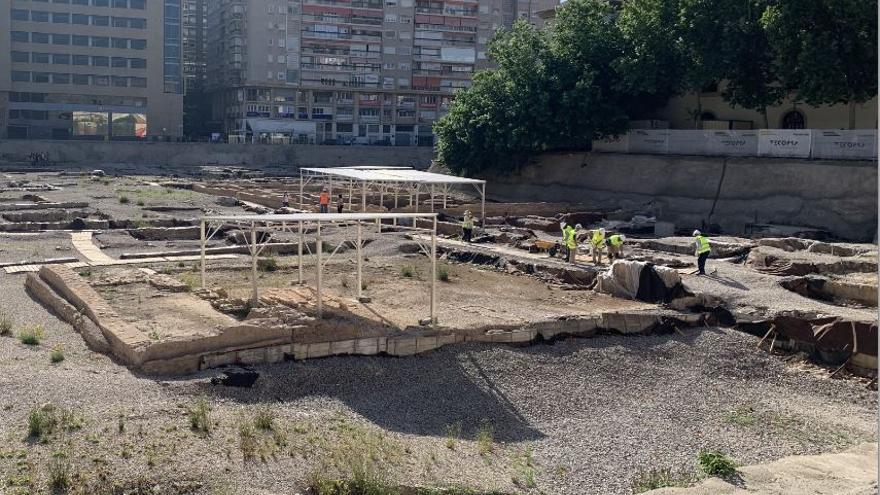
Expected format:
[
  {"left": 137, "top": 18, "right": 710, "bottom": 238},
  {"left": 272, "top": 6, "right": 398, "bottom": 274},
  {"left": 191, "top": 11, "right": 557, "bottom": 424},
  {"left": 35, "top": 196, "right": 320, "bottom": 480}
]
[
  {"left": 696, "top": 235, "right": 711, "bottom": 254},
  {"left": 591, "top": 231, "right": 605, "bottom": 246},
  {"left": 461, "top": 217, "right": 473, "bottom": 229},
  {"left": 564, "top": 226, "right": 577, "bottom": 249},
  {"left": 608, "top": 235, "right": 623, "bottom": 246}
]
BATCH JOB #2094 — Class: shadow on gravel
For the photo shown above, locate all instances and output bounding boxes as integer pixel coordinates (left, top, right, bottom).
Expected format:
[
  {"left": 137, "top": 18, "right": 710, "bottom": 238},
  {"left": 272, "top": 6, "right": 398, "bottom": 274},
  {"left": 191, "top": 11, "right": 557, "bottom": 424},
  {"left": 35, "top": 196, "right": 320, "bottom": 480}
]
[
  {"left": 194, "top": 348, "right": 546, "bottom": 442},
  {"left": 191, "top": 329, "right": 719, "bottom": 442}
]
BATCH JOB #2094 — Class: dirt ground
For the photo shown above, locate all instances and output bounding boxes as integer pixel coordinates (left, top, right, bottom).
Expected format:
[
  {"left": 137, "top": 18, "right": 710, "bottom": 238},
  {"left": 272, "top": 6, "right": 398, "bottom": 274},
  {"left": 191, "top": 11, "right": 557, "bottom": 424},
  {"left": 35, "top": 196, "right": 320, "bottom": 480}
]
[{"left": 0, "top": 170, "right": 876, "bottom": 495}]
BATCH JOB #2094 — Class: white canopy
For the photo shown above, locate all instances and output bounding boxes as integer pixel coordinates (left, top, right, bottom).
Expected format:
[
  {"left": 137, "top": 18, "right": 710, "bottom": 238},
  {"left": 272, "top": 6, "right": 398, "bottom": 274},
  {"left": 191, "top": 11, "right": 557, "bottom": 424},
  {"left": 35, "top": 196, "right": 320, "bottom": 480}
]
[{"left": 299, "top": 167, "right": 485, "bottom": 185}]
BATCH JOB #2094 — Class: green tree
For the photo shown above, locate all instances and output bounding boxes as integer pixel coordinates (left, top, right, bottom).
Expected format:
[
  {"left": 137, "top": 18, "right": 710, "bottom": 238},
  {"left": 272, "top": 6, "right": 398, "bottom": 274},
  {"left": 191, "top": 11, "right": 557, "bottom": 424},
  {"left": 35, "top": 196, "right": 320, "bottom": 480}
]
[
  {"left": 718, "top": 0, "right": 785, "bottom": 128},
  {"left": 761, "top": 0, "right": 877, "bottom": 129},
  {"left": 615, "top": 0, "right": 686, "bottom": 117}
]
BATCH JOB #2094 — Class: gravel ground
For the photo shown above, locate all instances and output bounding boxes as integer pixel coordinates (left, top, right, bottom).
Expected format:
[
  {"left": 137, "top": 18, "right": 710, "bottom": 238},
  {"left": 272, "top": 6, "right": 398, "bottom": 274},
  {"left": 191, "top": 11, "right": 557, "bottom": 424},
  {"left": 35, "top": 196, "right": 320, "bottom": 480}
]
[{"left": 0, "top": 262, "right": 875, "bottom": 494}]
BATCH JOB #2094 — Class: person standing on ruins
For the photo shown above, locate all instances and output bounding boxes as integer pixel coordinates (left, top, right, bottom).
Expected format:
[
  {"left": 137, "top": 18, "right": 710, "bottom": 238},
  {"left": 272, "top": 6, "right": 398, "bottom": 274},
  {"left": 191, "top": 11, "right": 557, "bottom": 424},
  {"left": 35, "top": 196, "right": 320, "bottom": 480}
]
[
  {"left": 337, "top": 194, "right": 344, "bottom": 214},
  {"left": 461, "top": 210, "right": 474, "bottom": 242},
  {"left": 564, "top": 222, "right": 578, "bottom": 263},
  {"left": 281, "top": 192, "right": 290, "bottom": 208},
  {"left": 319, "top": 187, "right": 330, "bottom": 213},
  {"left": 693, "top": 230, "right": 712, "bottom": 275},
  {"left": 590, "top": 228, "right": 606, "bottom": 265}
]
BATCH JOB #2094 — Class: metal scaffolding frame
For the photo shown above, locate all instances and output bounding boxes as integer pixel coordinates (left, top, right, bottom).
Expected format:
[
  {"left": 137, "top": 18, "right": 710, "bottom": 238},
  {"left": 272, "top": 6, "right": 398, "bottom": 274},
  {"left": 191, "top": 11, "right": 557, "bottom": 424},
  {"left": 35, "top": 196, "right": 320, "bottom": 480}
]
[
  {"left": 199, "top": 212, "right": 440, "bottom": 323},
  {"left": 297, "top": 167, "right": 487, "bottom": 227}
]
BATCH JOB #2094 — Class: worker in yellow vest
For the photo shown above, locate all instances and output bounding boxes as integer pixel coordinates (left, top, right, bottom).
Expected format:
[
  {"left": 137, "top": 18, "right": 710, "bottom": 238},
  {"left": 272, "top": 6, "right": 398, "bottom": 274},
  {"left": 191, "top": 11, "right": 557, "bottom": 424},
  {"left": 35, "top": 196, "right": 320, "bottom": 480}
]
[
  {"left": 693, "top": 230, "right": 711, "bottom": 275},
  {"left": 461, "top": 210, "right": 474, "bottom": 242},
  {"left": 605, "top": 233, "right": 626, "bottom": 261},
  {"left": 590, "top": 228, "right": 606, "bottom": 265},
  {"left": 563, "top": 222, "right": 578, "bottom": 263}
]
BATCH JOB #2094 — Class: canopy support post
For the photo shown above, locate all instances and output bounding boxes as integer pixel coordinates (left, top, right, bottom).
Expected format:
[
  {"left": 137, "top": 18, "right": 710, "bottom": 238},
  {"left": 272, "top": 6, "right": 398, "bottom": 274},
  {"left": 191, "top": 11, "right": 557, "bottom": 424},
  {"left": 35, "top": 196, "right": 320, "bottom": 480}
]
[
  {"left": 250, "top": 222, "right": 258, "bottom": 306},
  {"left": 199, "top": 220, "right": 205, "bottom": 288},
  {"left": 298, "top": 220, "right": 304, "bottom": 285},
  {"left": 430, "top": 216, "right": 437, "bottom": 325},
  {"left": 316, "top": 221, "right": 323, "bottom": 318},
  {"left": 356, "top": 221, "right": 363, "bottom": 301}
]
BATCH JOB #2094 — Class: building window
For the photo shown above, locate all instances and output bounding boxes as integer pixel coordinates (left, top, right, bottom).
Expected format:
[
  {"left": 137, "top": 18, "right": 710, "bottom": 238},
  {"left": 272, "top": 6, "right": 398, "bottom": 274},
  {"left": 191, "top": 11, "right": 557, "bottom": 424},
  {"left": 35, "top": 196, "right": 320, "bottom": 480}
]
[
  {"left": 93, "top": 0, "right": 108, "bottom": 6},
  {"left": 93, "top": 75, "right": 109, "bottom": 86},
  {"left": 112, "top": 16, "right": 127, "bottom": 27},
  {"left": 52, "top": 34, "right": 70, "bottom": 45},
  {"left": 131, "top": 39, "right": 146, "bottom": 49},
  {"left": 781, "top": 110, "right": 805, "bottom": 129},
  {"left": 32, "top": 52, "right": 50, "bottom": 63},
  {"left": 73, "top": 35, "right": 89, "bottom": 46},
  {"left": 51, "top": 12, "right": 69, "bottom": 23},
  {"left": 11, "top": 51, "right": 30, "bottom": 63},
  {"left": 129, "top": 18, "right": 146, "bottom": 28},
  {"left": 32, "top": 32, "right": 50, "bottom": 44},
  {"left": 93, "top": 15, "right": 109, "bottom": 25},
  {"left": 11, "top": 9, "right": 29, "bottom": 21},
  {"left": 72, "top": 13, "right": 89, "bottom": 24},
  {"left": 112, "top": 76, "right": 128, "bottom": 87},
  {"left": 92, "top": 56, "right": 109, "bottom": 66},
  {"left": 73, "top": 54, "right": 89, "bottom": 65},
  {"left": 92, "top": 36, "right": 110, "bottom": 47},
  {"left": 72, "top": 0, "right": 88, "bottom": 5},
  {"left": 33, "top": 72, "right": 50, "bottom": 83},
  {"left": 163, "top": 0, "right": 182, "bottom": 94},
  {"left": 112, "top": 57, "right": 127, "bottom": 67},
  {"left": 52, "top": 73, "right": 70, "bottom": 84},
  {"left": 73, "top": 74, "right": 90, "bottom": 85},
  {"left": 31, "top": 10, "right": 50, "bottom": 22},
  {"left": 112, "top": 0, "right": 127, "bottom": 7},
  {"left": 11, "top": 71, "right": 31, "bottom": 82},
  {"left": 130, "top": 0, "right": 145, "bottom": 9},
  {"left": 129, "top": 58, "right": 146, "bottom": 68},
  {"left": 52, "top": 53, "right": 70, "bottom": 64},
  {"left": 130, "top": 77, "right": 147, "bottom": 87},
  {"left": 11, "top": 31, "right": 30, "bottom": 42},
  {"left": 112, "top": 37, "right": 128, "bottom": 48}
]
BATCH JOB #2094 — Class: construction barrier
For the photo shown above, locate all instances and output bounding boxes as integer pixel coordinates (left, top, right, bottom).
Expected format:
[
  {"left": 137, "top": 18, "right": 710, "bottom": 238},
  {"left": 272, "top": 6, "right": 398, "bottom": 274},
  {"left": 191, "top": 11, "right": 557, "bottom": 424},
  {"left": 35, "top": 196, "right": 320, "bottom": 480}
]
[
  {"left": 757, "top": 129, "right": 812, "bottom": 158},
  {"left": 811, "top": 130, "right": 877, "bottom": 160},
  {"left": 593, "top": 129, "right": 875, "bottom": 161}
]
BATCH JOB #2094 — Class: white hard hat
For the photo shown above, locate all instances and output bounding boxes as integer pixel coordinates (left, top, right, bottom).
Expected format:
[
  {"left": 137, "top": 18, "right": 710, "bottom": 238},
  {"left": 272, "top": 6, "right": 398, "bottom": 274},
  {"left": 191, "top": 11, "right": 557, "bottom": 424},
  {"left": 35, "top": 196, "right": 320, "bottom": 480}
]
[
  {"left": 619, "top": 234, "right": 626, "bottom": 242},
  {"left": 599, "top": 228, "right": 606, "bottom": 234},
  {"left": 560, "top": 221, "right": 567, "bottom": 228},
  {"left": 693, "top": 230, "right": 701, "bottom": 236},
  {"left": 575, "top": 223, "right": 582, "bottom": 229}
]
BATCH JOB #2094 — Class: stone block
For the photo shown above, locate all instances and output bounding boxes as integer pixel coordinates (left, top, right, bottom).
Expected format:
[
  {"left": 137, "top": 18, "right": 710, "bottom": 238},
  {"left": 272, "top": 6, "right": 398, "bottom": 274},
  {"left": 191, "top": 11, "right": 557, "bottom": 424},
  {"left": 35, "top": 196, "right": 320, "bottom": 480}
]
[
  {"left": 330, "top": 339, "right": 356, "bottom": 355},
  {"left": 237, "top": 348, "right": 267, "bottom": 365},
  {"left": 307, "top": 342, "right": 331, "bottom": 358}
]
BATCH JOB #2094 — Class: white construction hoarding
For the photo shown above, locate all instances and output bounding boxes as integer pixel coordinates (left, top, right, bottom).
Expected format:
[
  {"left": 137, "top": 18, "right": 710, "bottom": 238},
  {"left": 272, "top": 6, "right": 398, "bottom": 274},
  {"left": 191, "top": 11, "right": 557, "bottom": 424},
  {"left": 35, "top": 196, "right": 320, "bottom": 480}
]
[
  {"left": 810, "top": 130, "right": 877, "bottom": 160},
  {"left": 758, "top": 129, "right": 812, "bottom": 158}
]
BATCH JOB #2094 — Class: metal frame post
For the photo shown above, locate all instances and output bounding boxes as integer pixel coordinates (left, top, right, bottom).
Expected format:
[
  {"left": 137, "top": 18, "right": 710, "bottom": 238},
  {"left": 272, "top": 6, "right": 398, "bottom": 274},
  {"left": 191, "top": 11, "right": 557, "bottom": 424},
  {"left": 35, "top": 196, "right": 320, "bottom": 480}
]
[
  {"left": 298, "top": 220, "right": 304, "bottom": 284},
  {"left": 393, "top": 186, "right": 399, "bottom": 226},
  {"left": 430, "top": 216, "right": 437, "bottom": 325},
  {"left": 250, "top": 222, "right": 258, "bottom": 305},
  {"left": 481, "top": 183, "right": 486, "bottom": 228},
  {"left": 361, "top": 180, "right": 367, "bottom": 212},
  {"left": 316, "top": 221, "right": 323, "bottom": 318},
  {"left": 299, "top": 174, "right": 304, "bottom": 210},
  {"left": 430, "top": 183, "right": 435, "bottom": 212},
  {"left": 356, "top": 221, "right": 363, "bottom": 300},
  {"left": 199, "top": 220, "right": 206, "bottom": 288},
  {"left": 348, "top": 178, "right": 353, "bottom": 211}
]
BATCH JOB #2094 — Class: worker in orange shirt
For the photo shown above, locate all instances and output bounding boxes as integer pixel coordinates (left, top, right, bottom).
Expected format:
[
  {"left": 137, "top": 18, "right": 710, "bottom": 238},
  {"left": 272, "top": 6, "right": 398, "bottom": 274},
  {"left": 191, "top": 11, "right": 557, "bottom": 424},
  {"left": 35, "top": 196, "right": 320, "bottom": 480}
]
[{"left": 319, "top": 187, "right": 330, "bottom": 213}]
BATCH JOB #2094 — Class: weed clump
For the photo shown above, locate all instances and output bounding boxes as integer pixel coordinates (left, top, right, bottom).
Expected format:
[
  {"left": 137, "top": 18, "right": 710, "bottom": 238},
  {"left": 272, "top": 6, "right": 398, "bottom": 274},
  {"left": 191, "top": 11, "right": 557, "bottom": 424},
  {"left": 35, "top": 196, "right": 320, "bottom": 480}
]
[
  {"left": 0, "top": 314, "right": 12, "bottom": 336},
  {"left": 50, "top": 346, "right": 64, "bottom": 363},
  {"left": 253, "top": 405, "right": 276, "bottom": 431},
  {"left": 475, "top": 423, "right": 494, "bottom": 456},
  {"left": 401, "top": 266, "right": 416, "bottom": 278},
  {"left": 47, "top": 449, "right": 71, "bottom": 491},
  {"left": 18, "top": 325, "right": 44, "bottom": 345},
  {"left": 257, "top": 257, "right": 278, "bottom": 272},
  {"left": 698, "top": 451, "right": 736, "bottom": 478},
  {"left": 118, "top": 195, "right": 130, "bottom": 204},
  {"left": 437, "top": 264, "right": 450, "bottom": 282},
  {"left": 187, "top": 397, "right": 212, "bottom": 435}
]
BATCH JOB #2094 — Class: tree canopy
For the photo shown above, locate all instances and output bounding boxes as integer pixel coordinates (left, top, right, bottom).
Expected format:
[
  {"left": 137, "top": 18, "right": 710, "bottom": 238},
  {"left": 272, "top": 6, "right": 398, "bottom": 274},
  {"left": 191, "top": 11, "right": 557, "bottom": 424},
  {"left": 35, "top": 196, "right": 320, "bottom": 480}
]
[{"left": 434, "top": 0, "right": 878, "bottom": 174}]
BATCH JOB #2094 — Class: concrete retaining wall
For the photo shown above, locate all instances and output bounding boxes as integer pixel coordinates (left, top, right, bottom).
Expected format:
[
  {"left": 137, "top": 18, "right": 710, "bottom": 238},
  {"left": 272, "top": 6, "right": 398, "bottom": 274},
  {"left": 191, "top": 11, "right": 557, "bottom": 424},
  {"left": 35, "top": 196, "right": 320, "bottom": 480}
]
[
  {"left": 0, "top": 140, "right": 435, "bottom": 171},
  {"left": 486, "top": 152, "right": 877, "bottom": 241}
]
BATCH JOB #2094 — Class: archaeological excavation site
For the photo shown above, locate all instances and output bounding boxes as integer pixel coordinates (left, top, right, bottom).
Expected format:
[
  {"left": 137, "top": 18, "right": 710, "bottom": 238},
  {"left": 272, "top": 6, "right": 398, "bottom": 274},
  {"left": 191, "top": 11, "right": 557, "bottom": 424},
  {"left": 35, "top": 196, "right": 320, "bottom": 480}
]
[{"left": 0, "top": 157, "right": 876, "bottom": 495}]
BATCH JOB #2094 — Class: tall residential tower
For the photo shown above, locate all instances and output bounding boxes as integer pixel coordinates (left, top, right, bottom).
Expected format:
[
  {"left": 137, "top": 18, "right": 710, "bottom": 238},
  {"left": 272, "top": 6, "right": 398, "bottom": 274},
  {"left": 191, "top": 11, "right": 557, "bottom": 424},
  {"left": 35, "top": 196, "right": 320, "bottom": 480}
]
[{"left": 207, "top": 0, "right": 554, "bottom": 145}]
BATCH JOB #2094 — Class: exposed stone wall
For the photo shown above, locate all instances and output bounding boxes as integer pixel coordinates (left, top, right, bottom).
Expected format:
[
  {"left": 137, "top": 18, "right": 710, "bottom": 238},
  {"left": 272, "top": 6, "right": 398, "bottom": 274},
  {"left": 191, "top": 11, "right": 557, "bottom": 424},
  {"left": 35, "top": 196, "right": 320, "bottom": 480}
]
[
  {"left": 0, "top": 140, "right": 435, "bottom": 172},
  {"left": 485, "top": 152, "right": 877, "bottom": 241}
]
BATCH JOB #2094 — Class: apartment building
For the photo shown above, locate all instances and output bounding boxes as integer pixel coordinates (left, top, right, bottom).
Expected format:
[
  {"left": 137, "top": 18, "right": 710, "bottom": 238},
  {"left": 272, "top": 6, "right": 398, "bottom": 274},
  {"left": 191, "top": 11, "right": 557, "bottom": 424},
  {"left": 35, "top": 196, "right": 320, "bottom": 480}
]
[
  {"left": 182, "top": 0, "right": 206, "bottom": 92},
  {"left": 207, "top": 0, "right": 555, "bottom": 145},
  {"left": 0, "top": 0, "right": 183, "bottom": 139}
]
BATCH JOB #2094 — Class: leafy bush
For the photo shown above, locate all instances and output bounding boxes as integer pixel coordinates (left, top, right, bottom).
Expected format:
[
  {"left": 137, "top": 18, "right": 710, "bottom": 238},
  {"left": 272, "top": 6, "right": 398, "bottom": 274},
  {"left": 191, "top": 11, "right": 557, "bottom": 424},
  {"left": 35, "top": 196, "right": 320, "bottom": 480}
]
[
  {"left": 50, "top": 346, "right": 64, "bottom": 363},
  {"left": 118, "top": 195, "right": 130, "bottom": 204},
  {"left": 698, "top": 451, "right": 736, "bottom": 478},
  {"left": 18, "top": 325, "right": 44, "bottom": 345},
  {"left": 257, "top": 257, "right": 279, "bottom": 272}
]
